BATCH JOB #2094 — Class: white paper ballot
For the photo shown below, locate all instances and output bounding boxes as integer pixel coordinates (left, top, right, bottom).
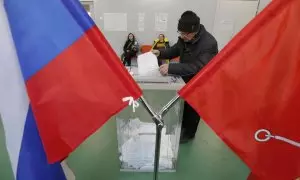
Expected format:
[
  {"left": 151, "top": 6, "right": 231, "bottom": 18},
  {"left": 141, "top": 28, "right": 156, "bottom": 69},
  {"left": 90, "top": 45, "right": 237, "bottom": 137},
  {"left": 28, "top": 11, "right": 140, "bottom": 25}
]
[
  {"left": 119, "top": 118, "right": 174, "bottom": 170},
  {"left": 137, "top": 52, "right": 160, "bottom": 76}
]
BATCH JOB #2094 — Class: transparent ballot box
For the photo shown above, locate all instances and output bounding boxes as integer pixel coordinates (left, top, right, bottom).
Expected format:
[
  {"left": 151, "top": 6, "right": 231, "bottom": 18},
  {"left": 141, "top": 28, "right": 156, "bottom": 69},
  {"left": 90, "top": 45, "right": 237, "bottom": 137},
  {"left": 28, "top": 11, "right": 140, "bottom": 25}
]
[{"left": 116, "top": 67, "right": 185, "bottom": 172}]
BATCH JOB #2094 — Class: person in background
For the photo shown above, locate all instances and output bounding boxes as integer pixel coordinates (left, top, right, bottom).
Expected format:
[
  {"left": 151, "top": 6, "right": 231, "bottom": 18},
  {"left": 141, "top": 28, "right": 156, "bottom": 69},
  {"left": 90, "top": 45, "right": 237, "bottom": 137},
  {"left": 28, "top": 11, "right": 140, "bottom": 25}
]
[
  {"left": 122, "top": 33, "right": 139, "bottom": 66},
  {"left": 152, "top": 10, "right": 218, "bottom": 143},
  {"left": 152, "top": 34, "right": 170, "bottom": 66}
]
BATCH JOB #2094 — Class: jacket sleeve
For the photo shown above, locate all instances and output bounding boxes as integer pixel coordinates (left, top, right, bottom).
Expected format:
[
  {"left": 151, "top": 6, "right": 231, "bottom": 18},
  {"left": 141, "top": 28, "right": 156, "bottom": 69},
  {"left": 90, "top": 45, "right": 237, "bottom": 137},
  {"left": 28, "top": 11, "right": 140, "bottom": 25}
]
[
  {"left": 152, "top": 41, "right": 157, "bottom": 50},
  {"left": 123, "top": 42, "right": 127, "bottom": 52},
  {"left": 159, "top": 43, "right": 180, "bottom": 60},
  {"left": 165, "top": 41, "right": 170, "bottom": 48},
  {"left": 168, "top": 44, "right": 217, "bottom": 76},
  {"left": 131, "top": 41, "right": 139, "bottom": 52}
]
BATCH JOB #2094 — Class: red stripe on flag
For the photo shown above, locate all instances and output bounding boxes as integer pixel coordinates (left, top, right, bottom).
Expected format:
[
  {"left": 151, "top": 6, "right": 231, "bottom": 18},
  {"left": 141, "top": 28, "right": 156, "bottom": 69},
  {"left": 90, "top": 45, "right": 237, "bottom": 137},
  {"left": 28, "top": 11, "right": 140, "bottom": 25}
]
[
  {"left": 247, "top": 173, "right": 260, "bottom": 180},
  {"left": 26, "top": 25, "right": 142, "bottom": 163},
  {"left": 179, "top": 0, "right": 300, "bottom": 179},
  {"left": 248, "top": 172, "right": 300, "bottom": 180}
]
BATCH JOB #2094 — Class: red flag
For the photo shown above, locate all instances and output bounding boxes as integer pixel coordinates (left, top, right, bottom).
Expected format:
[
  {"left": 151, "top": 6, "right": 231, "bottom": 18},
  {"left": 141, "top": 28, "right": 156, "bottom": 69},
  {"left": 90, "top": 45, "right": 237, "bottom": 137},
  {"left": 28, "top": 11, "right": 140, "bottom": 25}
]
[
  {"left": 247, "top": 172, "right": 300, "bottom": 180},
  {"left": 247, "top": 173, "right": 260, "bottom": 180},
  {"left": 179, "top": 0, "right": 300, "bottom": 179}
]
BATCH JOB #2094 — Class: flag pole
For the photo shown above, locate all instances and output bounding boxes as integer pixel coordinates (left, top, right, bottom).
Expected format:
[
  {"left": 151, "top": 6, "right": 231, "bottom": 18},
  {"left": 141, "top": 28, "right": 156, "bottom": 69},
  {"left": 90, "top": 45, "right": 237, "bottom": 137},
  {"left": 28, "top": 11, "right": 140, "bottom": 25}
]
[
  {"left": 139, "top": 95, "right": 180, "bottom": 180},
  {"left": 255, "top": 0, "right": 261, "bottom": 15},
  {"left": 139, "top": 96, "right": 163, "bottom": 180},
  {"left": 158, "top": 95, "right": 180, "bottom": 117}
]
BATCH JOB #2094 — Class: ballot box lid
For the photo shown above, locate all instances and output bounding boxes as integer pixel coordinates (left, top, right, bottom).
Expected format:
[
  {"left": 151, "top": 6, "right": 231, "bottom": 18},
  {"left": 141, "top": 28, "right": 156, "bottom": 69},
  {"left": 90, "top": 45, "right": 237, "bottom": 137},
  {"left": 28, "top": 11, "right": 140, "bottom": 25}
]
[{"left": 127, "top": 67, "right": 185, "bottom": 90}]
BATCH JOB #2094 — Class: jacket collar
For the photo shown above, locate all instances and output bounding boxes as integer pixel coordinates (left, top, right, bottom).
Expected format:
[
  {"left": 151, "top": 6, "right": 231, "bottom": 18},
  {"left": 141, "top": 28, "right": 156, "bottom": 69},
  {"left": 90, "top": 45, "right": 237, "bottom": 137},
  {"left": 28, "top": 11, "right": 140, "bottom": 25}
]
[
  {"left": 190, "top": 24, "right": 205, "bottom": 44},
  {"left": 178, "top": 24, "right": 206, "bottom": 45}
]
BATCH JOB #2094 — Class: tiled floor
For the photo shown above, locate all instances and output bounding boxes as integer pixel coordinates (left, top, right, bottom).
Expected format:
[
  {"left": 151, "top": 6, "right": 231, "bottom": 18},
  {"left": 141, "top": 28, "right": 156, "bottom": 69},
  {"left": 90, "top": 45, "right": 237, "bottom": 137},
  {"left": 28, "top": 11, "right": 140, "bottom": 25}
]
[{"left": 0, "top": 118, "right": 249, "bottom": 180}]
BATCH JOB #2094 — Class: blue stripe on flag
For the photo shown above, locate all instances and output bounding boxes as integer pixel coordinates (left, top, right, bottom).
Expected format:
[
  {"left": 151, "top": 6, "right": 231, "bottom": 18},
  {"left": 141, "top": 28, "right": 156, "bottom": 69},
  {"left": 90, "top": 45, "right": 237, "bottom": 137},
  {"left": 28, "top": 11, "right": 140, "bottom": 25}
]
[
  {"left": 4, "top": 0, "right": 95, "bottom": 80},
  {"left": 17, "top": 106, "right": 66, "bottom": 180}
]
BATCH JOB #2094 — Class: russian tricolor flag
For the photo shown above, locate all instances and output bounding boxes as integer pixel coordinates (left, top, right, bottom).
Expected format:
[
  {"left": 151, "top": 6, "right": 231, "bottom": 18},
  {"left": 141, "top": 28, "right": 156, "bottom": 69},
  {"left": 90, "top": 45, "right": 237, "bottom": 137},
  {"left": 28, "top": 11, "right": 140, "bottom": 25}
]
[{"left": 0, "top": 0, "right": 141, "bottom": 179}]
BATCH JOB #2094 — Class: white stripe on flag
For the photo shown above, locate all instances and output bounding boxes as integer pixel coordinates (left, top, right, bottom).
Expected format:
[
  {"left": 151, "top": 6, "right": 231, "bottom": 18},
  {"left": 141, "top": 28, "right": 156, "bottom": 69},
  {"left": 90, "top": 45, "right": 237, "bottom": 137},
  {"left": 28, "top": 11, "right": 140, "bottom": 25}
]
[
  {"left": 1, "top": 3, "right": 75, "bottom": 179},
  {"left": 0, "top": 3, "right": 29, "bottom": 177}
]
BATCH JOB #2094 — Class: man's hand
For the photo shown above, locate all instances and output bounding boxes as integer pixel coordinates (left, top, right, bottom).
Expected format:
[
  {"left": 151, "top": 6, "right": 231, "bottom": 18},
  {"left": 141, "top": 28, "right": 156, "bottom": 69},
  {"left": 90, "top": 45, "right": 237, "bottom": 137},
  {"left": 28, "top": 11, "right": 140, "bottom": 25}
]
[
  {"left": 152, "top": 49, "right": 160, "bottom": 57},
  {"left": 159, "top": 64, "right": 169, "bottom": 76}
]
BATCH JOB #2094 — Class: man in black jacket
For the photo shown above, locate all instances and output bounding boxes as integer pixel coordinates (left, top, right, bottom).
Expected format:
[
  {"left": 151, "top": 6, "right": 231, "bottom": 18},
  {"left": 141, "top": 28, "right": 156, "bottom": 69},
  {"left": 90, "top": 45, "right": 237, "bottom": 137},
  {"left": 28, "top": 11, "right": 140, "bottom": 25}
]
[{"left": 152, "top": 11, "right": 218, "bottom": 143}]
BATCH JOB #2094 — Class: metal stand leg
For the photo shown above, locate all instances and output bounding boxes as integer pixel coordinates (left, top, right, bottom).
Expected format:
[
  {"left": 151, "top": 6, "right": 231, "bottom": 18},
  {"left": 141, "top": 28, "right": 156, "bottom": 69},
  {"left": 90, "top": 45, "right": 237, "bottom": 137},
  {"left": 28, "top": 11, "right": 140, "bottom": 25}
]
[
  {"left": 139, "top": 95, "right": 180, "bottom": 180},
  {"left": 153, "top": 123, "right": 163, "bottom": 180}
]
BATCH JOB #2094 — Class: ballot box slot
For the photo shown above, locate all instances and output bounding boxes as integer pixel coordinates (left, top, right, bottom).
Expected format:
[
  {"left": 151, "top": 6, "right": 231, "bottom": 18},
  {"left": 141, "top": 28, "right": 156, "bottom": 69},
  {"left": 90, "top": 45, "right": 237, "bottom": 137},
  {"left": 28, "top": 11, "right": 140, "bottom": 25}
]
[{"left": 135, "top": 81, "right": 170, "bottom": 84}]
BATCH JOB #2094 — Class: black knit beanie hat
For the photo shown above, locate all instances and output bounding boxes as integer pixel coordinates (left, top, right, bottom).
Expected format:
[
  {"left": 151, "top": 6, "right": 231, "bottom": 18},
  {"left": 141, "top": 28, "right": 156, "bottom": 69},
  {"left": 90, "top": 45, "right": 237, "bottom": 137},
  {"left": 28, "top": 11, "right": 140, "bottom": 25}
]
[{"left": 178, "top": 11, "right": 200, "bottom": 33}]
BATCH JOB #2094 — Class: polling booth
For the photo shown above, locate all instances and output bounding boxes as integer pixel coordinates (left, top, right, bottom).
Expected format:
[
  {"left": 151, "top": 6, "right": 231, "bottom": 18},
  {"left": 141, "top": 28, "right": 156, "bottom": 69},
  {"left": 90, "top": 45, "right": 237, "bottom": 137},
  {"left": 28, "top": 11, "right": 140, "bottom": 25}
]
[
  {"left": 83, "top": 0, "right": 262, "bottom": 175},
  {"left": 115, "top": 53, "right": 185, "bottom": 172}
]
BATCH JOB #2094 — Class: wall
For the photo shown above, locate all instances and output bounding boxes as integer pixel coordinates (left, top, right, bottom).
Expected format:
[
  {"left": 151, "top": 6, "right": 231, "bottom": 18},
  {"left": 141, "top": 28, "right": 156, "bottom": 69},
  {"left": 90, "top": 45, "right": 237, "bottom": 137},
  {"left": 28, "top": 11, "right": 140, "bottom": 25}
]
[
  {"left": 91, "top": 0, "right": 219, "bottom": 56},
  {"left": 213, "top": 0, "right": 259, "bottom": 50},
  {"left": 84, "top": 0, "right": 264, "bottom": 56}
]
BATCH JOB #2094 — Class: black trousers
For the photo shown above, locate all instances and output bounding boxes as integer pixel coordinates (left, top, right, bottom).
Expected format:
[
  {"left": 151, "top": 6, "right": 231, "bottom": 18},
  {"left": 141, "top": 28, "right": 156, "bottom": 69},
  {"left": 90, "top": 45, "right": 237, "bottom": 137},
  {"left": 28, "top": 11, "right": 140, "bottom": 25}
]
[
  {"left": 181, "top": 102, "right": 200, "bottom": 137},
  {"left": 123, "top": 51, "right": 135, "bottom": 66},
  {"left": 157, "top": 58, "right": 162, "bottom": 66}
]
